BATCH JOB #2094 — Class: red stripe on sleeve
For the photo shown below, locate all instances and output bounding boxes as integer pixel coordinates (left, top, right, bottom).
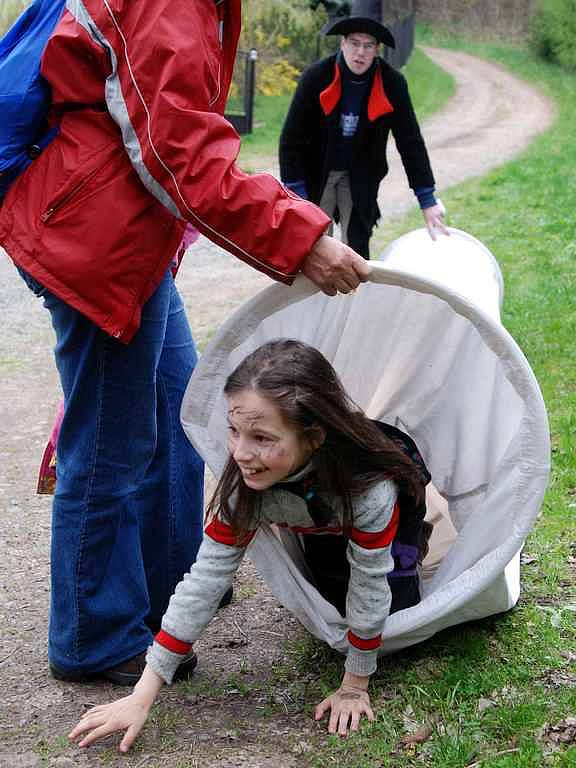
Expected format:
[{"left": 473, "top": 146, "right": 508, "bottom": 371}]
[
  {"left": 276, "top": 523, "right": 343, "bottom": 535},
  {"left": 349, "top": 501, "right": 400, "bottom": 549},
  {"left": 347, "top": 630, "right": 382, "bottom": 651},
  {"left": 155, "top": 630, "right": 193, "bottom": 655},
  {"left": 205, "top": 517, "right": 255, "bottom": 547}
]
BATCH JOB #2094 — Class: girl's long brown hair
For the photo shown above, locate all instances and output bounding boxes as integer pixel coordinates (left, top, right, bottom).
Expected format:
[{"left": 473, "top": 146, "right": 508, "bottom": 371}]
[{"left": 207, "top": 339, "right": 424, "bottom": 539}]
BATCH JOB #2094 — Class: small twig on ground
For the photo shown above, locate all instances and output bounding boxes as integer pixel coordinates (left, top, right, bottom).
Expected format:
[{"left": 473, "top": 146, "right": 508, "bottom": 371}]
[
  {"left": 30, "top": 673, "right": 50, "bottom": 682},
  {"left": 466, "top": 748, "right": 520, "bottom": 767},
  {"left": 0, "top": 646, "right": 20, "bottom": 665},
  {"left": 229, "top": 617, "right": 249, "bottom": 642}
]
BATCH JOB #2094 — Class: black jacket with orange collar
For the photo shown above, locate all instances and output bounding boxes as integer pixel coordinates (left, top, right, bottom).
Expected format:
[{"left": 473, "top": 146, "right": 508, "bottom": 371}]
[{"left": 279, "top": 53, "right": 435, "bottom": 232}]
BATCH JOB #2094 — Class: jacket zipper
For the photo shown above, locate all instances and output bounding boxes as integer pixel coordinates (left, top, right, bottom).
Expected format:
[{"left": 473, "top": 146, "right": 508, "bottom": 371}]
[{"left": 41, "top": 164, "right": 107, "bottom": 223}]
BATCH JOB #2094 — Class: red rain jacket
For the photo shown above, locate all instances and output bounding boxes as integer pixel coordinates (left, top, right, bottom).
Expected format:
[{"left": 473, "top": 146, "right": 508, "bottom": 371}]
[{"left": 0, "top": 0, "right": 329, "bottom": 342}]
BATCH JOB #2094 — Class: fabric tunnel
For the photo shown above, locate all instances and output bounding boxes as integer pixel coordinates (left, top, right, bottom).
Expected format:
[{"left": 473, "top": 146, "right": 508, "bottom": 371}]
[{"left": 180, "top": 227, "right": 551, "bottom": 657}]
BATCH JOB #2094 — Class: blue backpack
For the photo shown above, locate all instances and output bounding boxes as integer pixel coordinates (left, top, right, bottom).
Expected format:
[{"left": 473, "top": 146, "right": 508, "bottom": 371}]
[{"left": 0, "top": 0, "right": 66, "bottom": 202}]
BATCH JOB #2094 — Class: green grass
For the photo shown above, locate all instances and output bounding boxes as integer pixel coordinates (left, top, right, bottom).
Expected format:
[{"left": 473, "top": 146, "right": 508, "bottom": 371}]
[
  {"left": 404, "top": 44, "right": 456, "bottom": 122},
  {"left": 238, "top": 91, "right": 294, "bottom": 163},
  {"left": 297, "top": 31, "right": 576, "bottom": 768},
  {"left": 237, "top": 44, "right": 455, "bottom": 168}
]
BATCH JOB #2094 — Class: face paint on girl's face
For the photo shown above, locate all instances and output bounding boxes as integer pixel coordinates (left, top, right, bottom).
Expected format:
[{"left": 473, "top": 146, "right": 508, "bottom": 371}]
[{"left": 226, "top": 389, "right": 315, "bottom": 490}]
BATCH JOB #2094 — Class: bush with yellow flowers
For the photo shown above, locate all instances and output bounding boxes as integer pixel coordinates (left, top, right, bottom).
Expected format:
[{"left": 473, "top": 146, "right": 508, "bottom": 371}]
[{"left": 240, "top": 0, "right": 331, "bottom": 95}]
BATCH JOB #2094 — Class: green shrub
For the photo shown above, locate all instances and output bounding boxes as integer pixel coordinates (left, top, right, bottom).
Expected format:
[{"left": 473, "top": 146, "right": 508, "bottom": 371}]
[
  {"left": 0, "top": 0, "right": 28, "bottom": 34},
  {"left": 241, "top": 0, "right": 325, "bottom": 71},
  {"left": 240, "top": 0, "right": 328, "bottom": 95},
  {"left": 530, "top": 0, "right": 576, "bottom": 71}
]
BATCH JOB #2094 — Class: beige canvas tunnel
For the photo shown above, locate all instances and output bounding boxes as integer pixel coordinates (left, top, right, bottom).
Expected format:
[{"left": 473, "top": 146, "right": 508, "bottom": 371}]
[{"left": 181, "top": 228, "right": 550, "bottom": 656}]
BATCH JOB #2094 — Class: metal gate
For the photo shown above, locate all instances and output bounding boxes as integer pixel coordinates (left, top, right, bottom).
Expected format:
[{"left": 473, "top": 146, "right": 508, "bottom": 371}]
[{"left": 224, "top": 48, "right": 258, "bottom": 135}]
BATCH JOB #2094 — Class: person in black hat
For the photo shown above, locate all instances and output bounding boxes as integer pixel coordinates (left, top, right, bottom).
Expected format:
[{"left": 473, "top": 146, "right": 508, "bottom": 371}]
[{"left": 280, "top": 0, "right": 448, "bottom": 258}]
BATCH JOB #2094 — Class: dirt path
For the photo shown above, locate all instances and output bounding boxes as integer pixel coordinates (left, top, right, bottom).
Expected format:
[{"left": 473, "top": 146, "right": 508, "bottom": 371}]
[{"left": 0, "top": 48, "right": 555, "bottom": 767}]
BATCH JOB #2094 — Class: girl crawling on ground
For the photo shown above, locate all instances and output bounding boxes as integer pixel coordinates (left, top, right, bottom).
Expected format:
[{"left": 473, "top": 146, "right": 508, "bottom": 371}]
[{"left": 69, "top": 338, "right": 431, "bottom": 750}]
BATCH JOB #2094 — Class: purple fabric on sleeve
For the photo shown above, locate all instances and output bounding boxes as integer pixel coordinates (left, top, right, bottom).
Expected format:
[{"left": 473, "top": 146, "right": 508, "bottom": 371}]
[{"left": 391, "top": 542, "right": 419, "bottom": 570}]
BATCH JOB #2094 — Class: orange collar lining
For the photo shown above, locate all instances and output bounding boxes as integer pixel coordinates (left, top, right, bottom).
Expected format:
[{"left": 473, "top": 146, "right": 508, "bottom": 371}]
[{"left": 319, "top": 61, "right": 394, "bottom": 122}]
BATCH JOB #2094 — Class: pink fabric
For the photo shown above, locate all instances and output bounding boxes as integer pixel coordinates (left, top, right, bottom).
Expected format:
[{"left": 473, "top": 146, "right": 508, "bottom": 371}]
[
  {"left": 181, "top": 223, "right": 200, "bottom": 249},
  {"left": 173, "top": 223, "right": 201, "bottom": 271},
  {"left": 37, "top": 400, "right": 64, "bottom": 494}
]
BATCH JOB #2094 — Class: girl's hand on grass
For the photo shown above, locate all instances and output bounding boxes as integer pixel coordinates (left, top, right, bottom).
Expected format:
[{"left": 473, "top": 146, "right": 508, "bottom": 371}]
[
  {"left": 68, "top": 693, "right": 151, "bottom": 752},
  {"left": 314, "top": 683, "right": 375, "bottom": 737}
]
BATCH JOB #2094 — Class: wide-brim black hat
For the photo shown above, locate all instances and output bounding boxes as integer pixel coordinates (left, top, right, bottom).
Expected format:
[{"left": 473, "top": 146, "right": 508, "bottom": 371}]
[{"left": 324, "top": 0, "right": 395, "bottom": 48}]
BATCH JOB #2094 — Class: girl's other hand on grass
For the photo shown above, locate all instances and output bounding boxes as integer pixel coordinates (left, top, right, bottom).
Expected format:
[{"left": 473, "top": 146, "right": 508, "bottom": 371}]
[{"left": 314, "top": 684, "right": 375, "bottom": 737}]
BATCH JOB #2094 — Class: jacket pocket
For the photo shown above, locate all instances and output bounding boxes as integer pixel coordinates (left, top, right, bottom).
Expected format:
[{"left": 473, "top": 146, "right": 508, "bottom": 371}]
[{"left": 40, "top": 143, "right": 121, "bottom": 224}]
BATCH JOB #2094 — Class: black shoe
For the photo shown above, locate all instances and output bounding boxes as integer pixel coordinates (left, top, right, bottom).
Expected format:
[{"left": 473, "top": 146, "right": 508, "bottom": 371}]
[
  {"left": 146, "top": 587, "right": 233, "bottom": 633},
  {"left": 49, "top": 662, "right": 101, "bottom": 684},
  {"left": 218, "top": 585, "right": 233, "bottom": 609},
  {"left": 98, "top": 652, "right": 149, "bottom": 686},
  {"left": 173, "top": 650, "right": 198, "bottom": 682},
  {"left": 50, "top": 650, "right": 198, "bottom": 687}
]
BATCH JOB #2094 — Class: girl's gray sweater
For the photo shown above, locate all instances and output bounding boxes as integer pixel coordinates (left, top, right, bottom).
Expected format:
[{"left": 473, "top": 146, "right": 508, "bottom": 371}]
[{"left": 147, "top": 474, "right": 397, "bottom": 682}]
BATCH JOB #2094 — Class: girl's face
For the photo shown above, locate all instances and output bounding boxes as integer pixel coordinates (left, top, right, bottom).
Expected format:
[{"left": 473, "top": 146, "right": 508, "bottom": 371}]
[{"left": 226, "top": 389, "right": 322, "bottom": 490}]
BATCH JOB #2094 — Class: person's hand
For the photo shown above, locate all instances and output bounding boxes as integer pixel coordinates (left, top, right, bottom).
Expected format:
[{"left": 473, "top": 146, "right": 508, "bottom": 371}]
[
  {"left": 301, "top": 234, "right": 371, "bottom": 296},
  {"left": 68, "top": 692, "right": 151, "bottom": 752},
  {"left": 422, "top": 201, "right": 449, "bottom": 241},
  {"left": 68, "top": 664, "right": 164, "bottom": 752},
  {"left": 314, "top": 673, "right": 374, "bottom": 737}
]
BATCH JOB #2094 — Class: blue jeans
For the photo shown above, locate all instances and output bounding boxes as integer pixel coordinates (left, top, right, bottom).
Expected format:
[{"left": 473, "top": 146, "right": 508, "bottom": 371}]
[{"left": 19, "top": 268, "right": 204, "bottom": 673}]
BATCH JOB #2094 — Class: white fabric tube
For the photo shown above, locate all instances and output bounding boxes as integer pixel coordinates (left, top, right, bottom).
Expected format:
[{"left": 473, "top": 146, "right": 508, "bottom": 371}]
[{"left": 181, "top": 227, "right": 550, "bottom": 655}]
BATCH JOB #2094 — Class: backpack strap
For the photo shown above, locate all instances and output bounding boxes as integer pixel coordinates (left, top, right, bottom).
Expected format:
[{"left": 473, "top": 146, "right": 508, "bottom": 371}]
[
  {"left": 372, "top": 420, "right": 431, "bottom": 570},
  {"left": 0, "top": 124, "right": 59, "bottom": 202}
]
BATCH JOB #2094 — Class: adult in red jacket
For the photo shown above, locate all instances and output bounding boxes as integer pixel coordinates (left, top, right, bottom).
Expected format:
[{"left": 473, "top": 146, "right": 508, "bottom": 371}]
[{"left": 0, "top": 0, "right": 368, "bottom": 685}]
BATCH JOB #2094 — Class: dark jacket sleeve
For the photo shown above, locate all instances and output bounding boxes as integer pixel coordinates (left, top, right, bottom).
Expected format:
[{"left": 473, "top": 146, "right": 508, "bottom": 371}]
[
  {"left": 279, "top": 67, "right": 319, "bottom": 184},
  {"left": 387, "top": 68, "right": 435, "bottom": 191}
]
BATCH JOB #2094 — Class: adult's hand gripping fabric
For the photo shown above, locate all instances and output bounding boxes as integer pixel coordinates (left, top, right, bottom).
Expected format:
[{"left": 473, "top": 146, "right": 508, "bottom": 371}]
[{"left": 302, "top": 234, "right": 372, "bottom": 296}]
